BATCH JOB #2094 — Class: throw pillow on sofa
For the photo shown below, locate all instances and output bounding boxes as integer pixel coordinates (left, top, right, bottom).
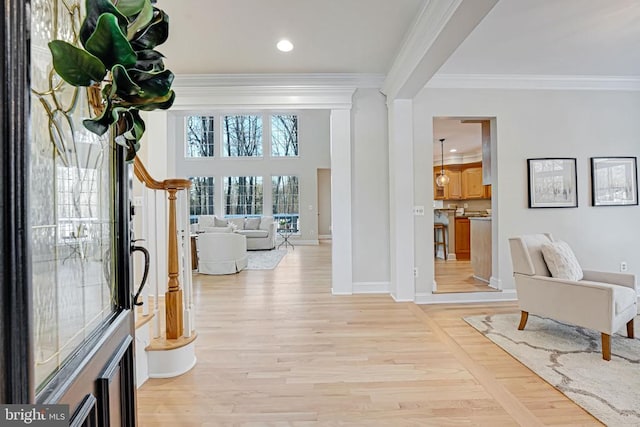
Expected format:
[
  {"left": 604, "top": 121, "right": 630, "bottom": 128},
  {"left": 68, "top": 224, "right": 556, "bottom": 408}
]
[
  {"left": 245, "top": 217, "right": 261, "bottom": 230},
  {"left": 541, "top": 240, "right": 583, "bottom": 281},
  {"left": 228, "top": 217, "right": 245, "bottom": 230},
  {"left": 213, "top": 216, "right": 228, "bottom": 227}
]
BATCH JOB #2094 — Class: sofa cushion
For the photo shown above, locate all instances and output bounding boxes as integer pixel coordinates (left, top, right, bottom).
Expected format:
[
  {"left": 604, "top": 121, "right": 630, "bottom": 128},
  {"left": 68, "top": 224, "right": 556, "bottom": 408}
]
[
  {"left": 541, "top": 240, "right": 583, "bottom": 281},
  {"left": 259, "top": 216, "right": 274, "bottom": 231},
  {"left": 236, "top": 229, "right": 269, "bottom": 238},
  {"left": 213, "top": 216, "right": 228, "bottom": 227},
  {"left": 228, "top": 217, "right": 245, "bottom": 230},
  {"left": 245, "top": 217, "right": 261, "bottom": 230},
  {"left": 201, "top": 226, "right": 233, "bottom": 233},
  {"left": 197, "top": 215, "right": 217, "bottom": 228}
]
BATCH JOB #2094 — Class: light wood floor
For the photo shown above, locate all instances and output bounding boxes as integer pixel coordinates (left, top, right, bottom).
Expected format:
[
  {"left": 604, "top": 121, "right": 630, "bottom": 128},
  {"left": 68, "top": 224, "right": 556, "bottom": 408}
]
[
  {"left": 137, "top": 242, "right": 600, "bottom": 426},
  {"left": 434, "top": 259, "right": 499, "bottom": 293}
]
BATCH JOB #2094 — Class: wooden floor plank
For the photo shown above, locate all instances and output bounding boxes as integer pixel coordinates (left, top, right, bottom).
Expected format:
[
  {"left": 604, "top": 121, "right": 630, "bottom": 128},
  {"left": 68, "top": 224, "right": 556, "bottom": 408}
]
[{"left": 137, "top": 242, "right": 601, "bottom": 426}]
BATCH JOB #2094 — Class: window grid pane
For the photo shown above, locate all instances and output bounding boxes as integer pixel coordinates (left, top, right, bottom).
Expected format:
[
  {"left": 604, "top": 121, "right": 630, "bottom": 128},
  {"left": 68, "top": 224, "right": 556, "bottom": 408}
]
[
  {"left": 271, "top": 115, "right": 298, "bottom": 157},
  {"left": 224, "top": 176, "right": 263, "bottom": 216},
  {"left": 222, "top": 115, "right": 263, "bottom": 157},
  {"left": 272, "top": 175, "right": 299, "bottom": 229},
  {"left": 189, "top": 176, "right": 215, "bottom": 217},
  {"left": 186, "top": 116, "right": 215, "bottom": 157}
]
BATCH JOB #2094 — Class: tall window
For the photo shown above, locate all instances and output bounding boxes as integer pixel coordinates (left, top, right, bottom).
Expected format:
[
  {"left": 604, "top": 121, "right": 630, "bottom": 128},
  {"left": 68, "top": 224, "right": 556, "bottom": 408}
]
[
  {"left": 224, "top": 176, "right": 263, "bottom": 216},
  {"left": 271, "top": 114, "right": 298, "bottom": 157},
  {"left": 189, "top": 177, "right": 215, "bottom": 218},
  {"left": 222, "top": 115, "right": 262, "bottom": 157},
  {"left": 272, "top": 175, "right": 299, "bottom": 229},
  {"left": 186, "top": 116, "right": 215, "bottom": 157}
]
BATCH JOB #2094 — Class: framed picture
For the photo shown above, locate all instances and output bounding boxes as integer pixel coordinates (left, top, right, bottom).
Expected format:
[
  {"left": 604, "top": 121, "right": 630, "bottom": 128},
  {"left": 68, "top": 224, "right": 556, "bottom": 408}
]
[
  {"left": 527, "top": 158, "right": 578, "bottom": 208},
  {"left": 590, "top": 157, "right": 638, "bottom": 206}
]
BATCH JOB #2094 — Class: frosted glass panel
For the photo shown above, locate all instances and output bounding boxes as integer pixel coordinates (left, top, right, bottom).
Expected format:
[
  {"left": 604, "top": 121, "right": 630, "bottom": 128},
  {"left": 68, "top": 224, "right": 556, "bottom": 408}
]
[{"left": 30, "top": 0, "right": 116, "bottom": 389}]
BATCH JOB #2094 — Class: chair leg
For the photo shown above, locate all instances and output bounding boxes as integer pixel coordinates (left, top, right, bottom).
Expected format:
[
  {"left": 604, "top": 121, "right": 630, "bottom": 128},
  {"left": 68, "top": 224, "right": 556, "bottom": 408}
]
[
  {"left": 517, "top": 311, "right": 528, "bottom": 330},
  {"left": 601, "top": 333, "right": 611, "bottom": 361},
  {"left": 627, "top": 319, "right": 635, "bottom": 339}
]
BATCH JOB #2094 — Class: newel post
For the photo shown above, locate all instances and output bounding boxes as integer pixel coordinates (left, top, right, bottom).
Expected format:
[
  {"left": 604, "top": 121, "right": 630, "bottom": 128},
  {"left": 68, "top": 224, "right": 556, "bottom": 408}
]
[{"left": 165, "top": 187, "right": 184, "bottom": 339}]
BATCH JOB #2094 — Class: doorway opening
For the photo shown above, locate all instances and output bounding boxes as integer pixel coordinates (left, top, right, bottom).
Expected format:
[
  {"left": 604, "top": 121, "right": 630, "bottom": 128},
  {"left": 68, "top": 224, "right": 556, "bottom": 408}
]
[{"left": 432, "top": 117, "right": 498, "bottom": 294}]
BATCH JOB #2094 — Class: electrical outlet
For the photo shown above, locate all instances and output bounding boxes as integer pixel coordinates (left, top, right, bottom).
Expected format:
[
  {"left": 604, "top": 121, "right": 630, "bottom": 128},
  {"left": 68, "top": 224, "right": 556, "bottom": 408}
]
[
  {"left": 413, "top": 206, "right": 425, "bottom": 216},
  {"left": 620, "top": 262, "right": 628, "bottom": 272},
  {"left": 413, "top": 267, "right": 419, "bottom": 278}
]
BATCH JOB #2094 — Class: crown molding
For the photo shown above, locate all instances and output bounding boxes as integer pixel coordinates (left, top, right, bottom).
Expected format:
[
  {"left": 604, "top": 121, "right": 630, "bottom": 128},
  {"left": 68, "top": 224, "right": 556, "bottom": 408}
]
[
  {"left": 171, "top": 85, "right": 356, "bottom": 110},
  {"left": 426, "top": 74, "right": 640, "bottom": 91},
  {"left": 173, "top": 73, "right": 385, "bottom": 89}
]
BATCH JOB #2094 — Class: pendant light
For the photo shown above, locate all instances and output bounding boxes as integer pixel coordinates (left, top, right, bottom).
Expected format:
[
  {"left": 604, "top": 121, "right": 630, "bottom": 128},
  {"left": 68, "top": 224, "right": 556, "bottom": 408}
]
[{"left": 435, "top": 138, "right": 450, "bottom": 187}]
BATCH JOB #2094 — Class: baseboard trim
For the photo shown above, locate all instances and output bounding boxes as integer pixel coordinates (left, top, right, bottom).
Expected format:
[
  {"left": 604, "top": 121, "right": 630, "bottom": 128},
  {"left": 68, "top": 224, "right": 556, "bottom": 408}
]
[
  {"left": 447, "top": 253, "right": 457, "bottom": 261},
  {"left": 472, "top": 275, "right": 490, "bottom": 284},
  {"left": 288, "top": 239, "right": 319, "bottom": 246},
  {"left": 415, "top": 289, "right": 518, "bottom": 304},
  {"left": 489, "top": 276, "right": 502, "bottom": 290},
  {"left": 353, "top": 281, "right": 390, "bottom": 294},
  {"left": 318, "top": 234, "right": 332, "bottom": 240}
]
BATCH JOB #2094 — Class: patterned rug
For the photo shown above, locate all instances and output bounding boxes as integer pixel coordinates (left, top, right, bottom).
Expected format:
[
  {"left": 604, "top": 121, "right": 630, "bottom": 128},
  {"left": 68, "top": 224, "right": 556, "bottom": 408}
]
[
  {"left": 246, "top": 249, "right": 287, "bottom": 270},
  {"left": 464, "top": 313, "right": 640, "bottom": 426}
]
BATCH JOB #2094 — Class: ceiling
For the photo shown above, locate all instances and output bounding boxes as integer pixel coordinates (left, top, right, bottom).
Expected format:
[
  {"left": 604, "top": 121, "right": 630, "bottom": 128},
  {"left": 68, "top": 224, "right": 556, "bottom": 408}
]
[
  {"left": 155, "top": 0, "right": 425, "bottom": 75},
  {"left": 433, "top": 119, "right": 482, "bottom": 160},
  {"left": 438, "top": 0, "right": 640, "bottom": 76}
]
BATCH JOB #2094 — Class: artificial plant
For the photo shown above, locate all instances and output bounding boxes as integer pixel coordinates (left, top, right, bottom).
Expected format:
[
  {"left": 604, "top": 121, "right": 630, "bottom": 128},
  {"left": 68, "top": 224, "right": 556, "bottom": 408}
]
[{"left": 48, "top": 0, "right": 175, "bottom": 160}]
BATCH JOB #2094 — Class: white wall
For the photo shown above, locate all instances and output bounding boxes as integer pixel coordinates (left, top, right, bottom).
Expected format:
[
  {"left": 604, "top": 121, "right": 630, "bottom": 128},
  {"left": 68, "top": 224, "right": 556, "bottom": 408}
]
[
  {"left": 351, "top": 89, "right": 391, "bottom": 287},
  {"left": 413, "top": 88, "right": 640, "bottom": 294},
  {"left": 171, "top": 110, "right": 330, "bottom": 243},
  {"left": 317, "top": 168, "right": 332, "bottom": 236}
]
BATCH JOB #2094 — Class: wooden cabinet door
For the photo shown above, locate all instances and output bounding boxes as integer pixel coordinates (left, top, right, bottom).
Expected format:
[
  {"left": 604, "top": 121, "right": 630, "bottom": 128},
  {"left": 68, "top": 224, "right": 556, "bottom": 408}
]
[
  {"left": 483, "top": 185, "right": 492, "bottom": 199},
  {"left": 447, "top": 168, "right": 462, "bottom": 200},
  {"left": 462, "top": 167, "right": 484, "bottom": 199},
  {"left": 455, "top": 218, "right": 470, "bottom": 260}
]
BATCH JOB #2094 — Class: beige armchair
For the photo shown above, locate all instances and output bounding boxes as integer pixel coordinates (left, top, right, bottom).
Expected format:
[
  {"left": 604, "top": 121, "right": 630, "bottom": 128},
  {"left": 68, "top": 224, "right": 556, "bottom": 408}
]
[
  {"left": 508, "top": 234, "right": 637, "bottom": 360},
  {"left": 197, "top": 232, "right": 248, "bottom": 275}
]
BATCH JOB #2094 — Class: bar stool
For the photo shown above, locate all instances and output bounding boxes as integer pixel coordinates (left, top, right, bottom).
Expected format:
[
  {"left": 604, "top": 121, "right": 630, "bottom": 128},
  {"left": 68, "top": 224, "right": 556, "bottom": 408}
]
[{"left": 434, "top": 223, "right": 447, "bottom": 260}]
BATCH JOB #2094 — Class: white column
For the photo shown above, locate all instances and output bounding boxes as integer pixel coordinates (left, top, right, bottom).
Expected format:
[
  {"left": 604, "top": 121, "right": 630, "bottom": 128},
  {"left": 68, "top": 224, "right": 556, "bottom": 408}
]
[
  {"left": 330, "top": 108, "right": 353, "bottom": 295},
  {"left": 388, "top": 99, "right": 415, "bottom": 301}
]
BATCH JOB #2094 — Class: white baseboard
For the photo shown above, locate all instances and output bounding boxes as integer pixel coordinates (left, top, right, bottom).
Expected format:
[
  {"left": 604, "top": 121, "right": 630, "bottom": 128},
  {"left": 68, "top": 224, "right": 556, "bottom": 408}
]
[
  {"left": 489, "top": 276, "right": 502, "bottom": 290},
  {"left": 353, "top": 281, "right": 390, "bottom": 294},
  {"left": 447, "top": 253, "right": 457, "bottom": 261},
  {"left": 472, "top": 275, "right": 490, "bottom": 284},
  {"left": 319, "top": 234, "right": 332, "bottom": 240},
  {"left": 415, "top": 289, "right": 518, "bottom": 304},
  {"left": 288, "top": 239, "right": 319, "bottom": 246}
]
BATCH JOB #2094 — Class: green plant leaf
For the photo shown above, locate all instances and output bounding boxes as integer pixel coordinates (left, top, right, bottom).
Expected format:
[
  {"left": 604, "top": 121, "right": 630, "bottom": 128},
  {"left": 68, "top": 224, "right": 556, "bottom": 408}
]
[
  {"left": 48, "top": 40, "right": 107, "bottom": 86},
  {"left": 128, "top": 68, "right": 173, "bottom": 97},
  {"left": 119, "top": 89, "right": 175, "bottom": 111},
  {"left": 134, "top": 49, "right": 165, "bottom": 72},
  {"left": 130, "top": 8, "right": 168, "bottom": 50},
  {"left": 114, "top": 0, "right": 146, "bottom": 16},
  {"left": 80, "top": 0, "right": 128, "bottom": 46},
  {"left": 126, "top": 0, "right": 154, "bottom": 40},
  {"left": 83, "top": 106, "right": 115, "bottom": 136},
  {"left": 85, "top": 13, "right": 137, "bottom": 69},
  {"left": 111, "top": 64, "right": 142, "bottom": 96}
]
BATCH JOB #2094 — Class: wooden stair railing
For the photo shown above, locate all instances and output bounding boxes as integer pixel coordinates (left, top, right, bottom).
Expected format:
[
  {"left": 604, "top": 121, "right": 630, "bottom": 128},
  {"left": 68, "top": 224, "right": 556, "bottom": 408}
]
[{"left": 134, "top": 158, "right": 191, "bottom": 340}]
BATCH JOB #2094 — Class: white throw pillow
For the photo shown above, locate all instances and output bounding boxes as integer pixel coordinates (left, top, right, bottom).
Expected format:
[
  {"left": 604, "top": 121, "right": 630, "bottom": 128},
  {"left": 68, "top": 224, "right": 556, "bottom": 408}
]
[
  {"left": 541, "top": 241, "right": 583, "bottom": 281},
  {"left": 213, "top": 216, "right": 228, "bottom": 227},
  {"left": 245, "top": 217, "right": 261, "bottom": 230},
  {"left": 228, "top": 217, "right": 245, "bottom": 230}
]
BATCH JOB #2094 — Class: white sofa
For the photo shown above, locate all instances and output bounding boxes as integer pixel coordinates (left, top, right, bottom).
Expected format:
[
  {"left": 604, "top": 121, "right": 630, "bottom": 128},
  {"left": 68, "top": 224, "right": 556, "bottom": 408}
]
[
  {"left": 508, "top": 233, "right": 637, "bottom": 360},
  {"left": 197, "top": 215, "right": 277, "bottom": 251},
  {"left": 197, "top": 232, "right": 248, "bottom": 275}
]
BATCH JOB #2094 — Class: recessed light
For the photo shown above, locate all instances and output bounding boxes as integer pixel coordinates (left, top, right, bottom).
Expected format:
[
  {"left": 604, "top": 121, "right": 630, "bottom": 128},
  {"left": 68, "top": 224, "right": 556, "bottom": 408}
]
[
  {"left": 277, "top": 39, "right": 294, "bottom": 52},
  {"left": 449, "top": 149, "right": 457, "bottom": 153}
]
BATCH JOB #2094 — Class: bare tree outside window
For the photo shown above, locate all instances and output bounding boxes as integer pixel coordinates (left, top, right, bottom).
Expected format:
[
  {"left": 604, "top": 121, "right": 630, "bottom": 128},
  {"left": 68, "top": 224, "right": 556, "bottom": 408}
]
[
  {"left": 224, "top": 176, "right": 263, "bottom": 216},
  {"left": 186, "top": 116, "right": 215, "bottom": 157},
  {"left": 271, "top": 115, "right": 298, "bottom": 157},
  {"left": 189, "top": 176, "right": 215, "bottom": 217},
  {"left": 223, "top": 115, "right": 263, "bottom": 157},
  {"left": 272, "top": 175, "right": 299, "bottom": 229}
]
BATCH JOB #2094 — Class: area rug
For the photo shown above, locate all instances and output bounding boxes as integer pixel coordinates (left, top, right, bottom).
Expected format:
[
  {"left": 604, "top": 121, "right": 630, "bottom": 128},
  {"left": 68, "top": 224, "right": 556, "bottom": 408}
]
[
  {"left": 464, "top": 313, "right": 640, "bottom": 426},
  {"left": 246, "top": 249, "right": 287, "bottom": 270}
]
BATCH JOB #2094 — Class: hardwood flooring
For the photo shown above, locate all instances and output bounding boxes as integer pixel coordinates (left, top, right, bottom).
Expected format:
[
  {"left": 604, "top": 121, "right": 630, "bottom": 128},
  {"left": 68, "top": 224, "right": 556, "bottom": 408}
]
[
  {"left": 434, "top": 259, "right": 499, "bottom": 293},
  {"left": 137, "top": 242, "right": 600, "bottom": 426}
]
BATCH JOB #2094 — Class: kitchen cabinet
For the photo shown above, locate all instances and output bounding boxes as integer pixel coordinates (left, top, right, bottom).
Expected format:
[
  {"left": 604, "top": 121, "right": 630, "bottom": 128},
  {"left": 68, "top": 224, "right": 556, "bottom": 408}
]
[
  {"left": 434, "top": 167, "right": 462, "bottom": 200},
  {"left": 433, "top": 162, "right": 489, "bottom": 201},
  {"left": 462, "top": 166, "right": 483, "bottom": 199},
  {"left": 455, "top": 217, "right": 470, "bottom": 260}
]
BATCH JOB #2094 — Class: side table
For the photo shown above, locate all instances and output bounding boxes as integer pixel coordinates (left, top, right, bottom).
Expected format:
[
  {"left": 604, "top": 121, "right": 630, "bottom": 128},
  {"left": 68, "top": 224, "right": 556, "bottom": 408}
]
[{"left": 277, "top": 227, "right": 297, "bottom": 249}]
